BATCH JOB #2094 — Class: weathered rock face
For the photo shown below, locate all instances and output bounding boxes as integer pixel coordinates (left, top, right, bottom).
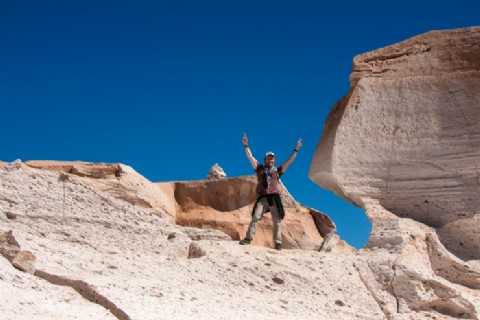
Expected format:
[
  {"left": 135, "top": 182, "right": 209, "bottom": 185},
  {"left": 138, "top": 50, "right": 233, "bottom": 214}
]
[
  {"left": 310, "top": 26, "right": 480, "bottom": 258},
  {"left": 310, "top": 27, "right": 480, "bottom": 317},
  {"left": 18, "top": 160, "right": 338, "bottom": 251},
  {"left": 170, "top": 176, "right": 338, "bottom": 250},
  {"left": 25, "top": 161, "right": 177, "bottom": 219},
  {"left": 0, "top": 167, "right": 230, "bottom": 320},
  {"left": 0, "top": 163, "right": 353, "bottom": 320}
]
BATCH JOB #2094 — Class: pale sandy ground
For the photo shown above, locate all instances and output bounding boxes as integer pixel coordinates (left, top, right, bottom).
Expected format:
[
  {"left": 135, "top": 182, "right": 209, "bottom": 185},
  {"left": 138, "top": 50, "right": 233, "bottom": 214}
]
[
  {"left": 0, "top": 168, "right": 383, "bottom": 320},
  {"left": 2, "top": 166, "right": 480, "bottom": 320}
]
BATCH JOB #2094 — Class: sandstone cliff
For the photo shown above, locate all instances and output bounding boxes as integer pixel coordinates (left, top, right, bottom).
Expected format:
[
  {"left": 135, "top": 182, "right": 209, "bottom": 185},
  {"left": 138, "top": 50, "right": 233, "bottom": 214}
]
[{"left": 310, "top": 26, "right": 480, "bottom": 318}]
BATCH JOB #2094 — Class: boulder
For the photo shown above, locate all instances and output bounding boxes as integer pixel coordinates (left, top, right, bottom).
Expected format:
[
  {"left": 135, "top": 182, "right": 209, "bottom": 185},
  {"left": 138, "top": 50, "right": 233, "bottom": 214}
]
[
  {"left": 12, "top": 250, "right": 37, "bottom": 274},
  {"left": 206, "top": 163, "right": 227, "bottom": 180}
]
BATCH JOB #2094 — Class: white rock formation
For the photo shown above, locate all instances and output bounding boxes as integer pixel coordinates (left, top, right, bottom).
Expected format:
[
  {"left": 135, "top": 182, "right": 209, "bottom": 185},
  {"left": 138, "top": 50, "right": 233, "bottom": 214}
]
[
  {"left": 25, "top": 160, "right": 177, "bottom": 219},
  {"left": 21, "top": 161, "right": 339, "bottom": 251},
  {"left": 206, "top": 163, "right": 226, "bottom": 180},
  {"left": 310, "top": 26, "right": 480, "bottom": 318},
  {"left": 2, "top": 159, "right": 23, "bottom": 172},
  {"left": 0, "top": 167, "right": 370, "bottom": 320}
]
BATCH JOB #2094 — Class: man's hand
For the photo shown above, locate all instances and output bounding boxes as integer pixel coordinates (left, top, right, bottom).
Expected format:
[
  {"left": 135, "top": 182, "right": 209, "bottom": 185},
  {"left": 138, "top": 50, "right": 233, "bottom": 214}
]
[
  {"left": 242, "top": 133, "right": 248, "bottom": 146},
  {"left": 296, "top": 138, "right": 302, "bottom": 150}
]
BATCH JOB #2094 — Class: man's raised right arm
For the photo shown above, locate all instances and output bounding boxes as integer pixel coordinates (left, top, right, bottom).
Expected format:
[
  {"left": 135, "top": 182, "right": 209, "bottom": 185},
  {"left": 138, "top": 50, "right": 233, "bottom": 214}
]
[{"left": 242, "top": 133, "right": 259, "bottom": 170}]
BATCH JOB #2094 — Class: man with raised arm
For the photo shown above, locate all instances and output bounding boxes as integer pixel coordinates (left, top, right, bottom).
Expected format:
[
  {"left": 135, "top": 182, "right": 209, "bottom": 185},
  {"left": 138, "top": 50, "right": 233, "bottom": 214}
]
[{"left": 239, "top": 133, "right": 302, "bottom": 250}]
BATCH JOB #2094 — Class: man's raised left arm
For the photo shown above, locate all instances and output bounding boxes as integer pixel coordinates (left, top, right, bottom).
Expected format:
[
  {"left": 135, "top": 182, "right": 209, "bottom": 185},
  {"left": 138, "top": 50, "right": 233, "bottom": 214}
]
[{"left": 280, "top": 138, "right": 302, "bottom": 173}]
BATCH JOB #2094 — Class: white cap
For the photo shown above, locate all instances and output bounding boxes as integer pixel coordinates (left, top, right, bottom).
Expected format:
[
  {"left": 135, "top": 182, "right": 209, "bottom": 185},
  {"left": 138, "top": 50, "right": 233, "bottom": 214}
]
[{"left": 265, "top": 151, "right": 275, "bottom": 157}]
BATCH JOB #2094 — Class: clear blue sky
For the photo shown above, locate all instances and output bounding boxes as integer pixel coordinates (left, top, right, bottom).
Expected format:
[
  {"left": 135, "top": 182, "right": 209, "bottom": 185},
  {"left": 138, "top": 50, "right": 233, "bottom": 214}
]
[{"left": 1, "top": 1, "right": 479, "bottom": 249}]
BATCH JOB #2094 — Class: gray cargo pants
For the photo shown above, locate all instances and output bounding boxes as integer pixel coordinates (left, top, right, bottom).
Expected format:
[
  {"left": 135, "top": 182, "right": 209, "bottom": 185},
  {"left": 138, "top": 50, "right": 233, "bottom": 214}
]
[{"left": 245, "top": 196, "right": 282, "bottom": 244}]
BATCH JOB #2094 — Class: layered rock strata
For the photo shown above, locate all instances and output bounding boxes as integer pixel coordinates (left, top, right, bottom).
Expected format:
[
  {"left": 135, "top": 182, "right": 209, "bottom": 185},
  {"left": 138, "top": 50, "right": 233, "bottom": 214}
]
[
  {"left": 169, "top": 175, "right": 338, "bottom": 250},
  {"left": 0, "top": 164, "right": 355, "bottom": 320},
  {"left": 310, "top": 26, "right": 480, "bottom": 318},
  {"left": 7, "top": 160, "right": 339, "bottom": 251}
]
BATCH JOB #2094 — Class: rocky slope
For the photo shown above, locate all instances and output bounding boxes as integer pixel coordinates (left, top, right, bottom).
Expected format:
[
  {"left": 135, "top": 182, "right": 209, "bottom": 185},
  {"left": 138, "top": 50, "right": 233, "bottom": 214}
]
[
  {"left": 0, "top": 160, "right": 348, "bottom": 320},
  {"left": 16, "top": 160, "right": 339, "bottom": 251}
]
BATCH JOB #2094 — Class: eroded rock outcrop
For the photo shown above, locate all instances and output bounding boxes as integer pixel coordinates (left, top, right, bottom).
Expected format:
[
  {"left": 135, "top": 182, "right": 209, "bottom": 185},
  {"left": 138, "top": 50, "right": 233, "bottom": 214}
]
[
  {"left": 20, "top": 160, "right": 339, "bottom": 251},
  {"left": 170, "top": 175, "right": 339, "bottom": 250},
  {"left": 206, "top": 163, "right": 227, "bottom": 180},
  {"left": 310, "top": 26, "right": 480, "bottom": 318},
  {"left": 0, "top": 164, "right": 358, "bottom": 320},
  {"left": 25, "top": 160, "right": 177, "bottom": 219}
]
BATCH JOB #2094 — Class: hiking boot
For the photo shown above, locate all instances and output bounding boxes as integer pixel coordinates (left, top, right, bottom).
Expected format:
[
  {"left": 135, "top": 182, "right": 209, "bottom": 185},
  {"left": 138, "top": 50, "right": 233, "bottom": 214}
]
[
  {"left": 274, "top": 243, "right": 282, "bottom": 251},
  {"left": 239, "top": 238, "right": 251, "bottom": 245}
]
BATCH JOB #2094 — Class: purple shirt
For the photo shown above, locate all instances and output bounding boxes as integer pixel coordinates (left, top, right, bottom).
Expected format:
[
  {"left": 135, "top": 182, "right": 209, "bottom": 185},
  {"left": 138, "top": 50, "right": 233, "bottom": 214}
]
[{"left": 255, "top": 164, "right": 284, "bottom": 196}]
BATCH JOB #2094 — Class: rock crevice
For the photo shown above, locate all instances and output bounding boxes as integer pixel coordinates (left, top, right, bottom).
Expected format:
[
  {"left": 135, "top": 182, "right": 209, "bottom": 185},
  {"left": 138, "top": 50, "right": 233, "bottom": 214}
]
[
  {"left": 0, "top": 230, "right": 130, "bottom": 320},
  {"left": 34, "top": 270, "right": 132, "bottom": 320}
]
